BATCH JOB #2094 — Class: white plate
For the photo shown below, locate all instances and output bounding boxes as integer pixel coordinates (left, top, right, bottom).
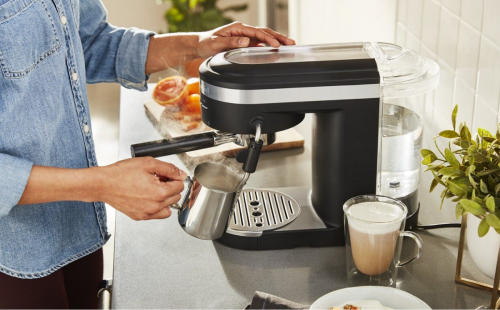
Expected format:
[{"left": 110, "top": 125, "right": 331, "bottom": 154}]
[{"left": 310, "top": 286, "right": 431, "bottom": 309}]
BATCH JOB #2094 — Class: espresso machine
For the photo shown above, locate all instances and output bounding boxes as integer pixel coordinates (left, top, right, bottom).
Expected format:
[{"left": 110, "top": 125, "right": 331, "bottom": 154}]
[{"left": 131, "top": 42, "right": 439, "bottom": 250}]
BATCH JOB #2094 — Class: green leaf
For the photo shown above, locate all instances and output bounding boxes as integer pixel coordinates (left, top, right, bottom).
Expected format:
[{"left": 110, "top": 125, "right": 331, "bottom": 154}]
[
  {"left": 445, "top": 148, "right": 460, "bottom": 169},
  {"left": 495, "top": 183, "right": 500, "bottom": 196},
  {"left": 480, "top": 179, "right": 489, "bottom": 193},
  {"left": 461, "top": 140, "right": 471, "bottom": 149},
  {"left": 460, "top": 199, "right": 486, "bottom": 216},
  {"left": 420, "top": 149, "right": 436, "bottom": 159},
  {"left": 477, "top": 168, "right": 500, "bottom": 177},
  {"left": 468, "top": 145, "right": 477, "bottom": 155},
  {"left": 425, "top": 165, "right": 444, "bottom": 172},
  {"left": 466, "top": 165, "right": 476, "bottom": 176},
  {"left": 497, "top": 124, "right": 500, "bottom": 140},
  {"left": 469, "top": 174, "right": 478, "bottom": 190},
  {"left": 422, "top": 154, "right": 438, "bottom": 165},
  {"left": 472, "top": 188, "right": 477, "bottom": 201},
  {"left": 479, "top": 218, "right": 490, "bottom": 237},
  {"left": 430, "top": 178, "right": 439, "bottom": 192},
  {"left": 440, "top": 189, "right": 448, "bottom": 210},
  {"left": 486, "top": 196, "right": 496, "bottom": 213},
  {"left": 431, "top": 170, "right": 446, "bottom": 186},
  {"left": 474, "top": 152, "right": 489, "bottom": 163},
  {"left": 452, "top": 105, "right": 458, "bottom": 131},
  {"left": 489, "top": 175, "right": 497, "bottom": 192},
  {"left": 455, "top": 150, "right": 468, "bottom": 156},
  {"left": 478, "top": 128, "right": 494, "bottom": 138},
  {"left": 483, "top": 137, "right": 496, "bottom": 143},
  {"left": 439, "top": 130, "right": 460, "bottom": 138},
  {"left": 454, "top": 176, "right": 471, "bottom": 186},
  {"left": 438, "top": 167, "right": 464, "bottom": 177},
  {"left": 486, "top": 214, "right": 500, "bottom": 229},
  {"left": 461, "top": 125, "right": 472, "bottom": 142},
  {"left": 455, "top": 203, "right": 463, "bottom": 219},
  {"left": 447, "top": 181, "right": 466, "bottom": 196}
]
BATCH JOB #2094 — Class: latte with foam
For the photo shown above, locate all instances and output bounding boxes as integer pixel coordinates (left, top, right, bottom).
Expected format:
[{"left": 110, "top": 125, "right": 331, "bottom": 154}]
[{"left": 346, "top": 201, "right": 405, "bottom": 276}]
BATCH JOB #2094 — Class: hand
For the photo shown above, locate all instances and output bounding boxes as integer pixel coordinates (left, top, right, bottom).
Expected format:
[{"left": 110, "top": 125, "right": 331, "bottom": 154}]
[
  {"left": 146, "top": 22, "right": 296, "bottom": 75},
  {"left": 196, "top": 22, "right": 296, "bottom": 59},
  {"left": 97, "top": 157, "right": 187, "bottom": 221}
]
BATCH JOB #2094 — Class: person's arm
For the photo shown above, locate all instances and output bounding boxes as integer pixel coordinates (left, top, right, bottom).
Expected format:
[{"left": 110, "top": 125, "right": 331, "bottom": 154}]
[
  {"left": 15, "top": 157, "right": 186, "bottom": 221},
  {"left": 78, "top": 0, "right": 154, "bottom": 90},
  {"left": 145, "top": 22, "right": 296, "bottom": 75}
]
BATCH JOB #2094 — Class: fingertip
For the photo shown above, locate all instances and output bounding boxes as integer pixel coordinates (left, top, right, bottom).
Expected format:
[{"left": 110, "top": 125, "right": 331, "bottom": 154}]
[
  {"left": 270, "top": 39, "right": 281, "bottom": 48},
  {"left": 164, "top": 207, "right": 172, "bottom": 218},
  {"left": 238, "top": 37, "right": 250, "bottom": 47}
]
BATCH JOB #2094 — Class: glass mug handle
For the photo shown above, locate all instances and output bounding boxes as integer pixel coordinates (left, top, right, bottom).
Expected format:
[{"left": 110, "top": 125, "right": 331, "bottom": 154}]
[{"left": 397, "top": 231, "right": 423, "bottom": 267}]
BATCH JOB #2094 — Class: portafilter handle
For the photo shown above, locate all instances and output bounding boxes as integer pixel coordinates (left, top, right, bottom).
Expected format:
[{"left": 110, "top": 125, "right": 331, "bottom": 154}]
[
  {"left": 130, "top": 132, "right": 235, "bottom": 158},
  {"left": 130, "top": 131, "right": 276, "bottom": 158}
]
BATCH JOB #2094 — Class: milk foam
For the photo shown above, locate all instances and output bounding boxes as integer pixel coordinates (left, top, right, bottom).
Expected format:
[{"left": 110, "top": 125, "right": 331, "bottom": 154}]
[{"left": 347, "top": 201, "right": 405, "bottom": 234}]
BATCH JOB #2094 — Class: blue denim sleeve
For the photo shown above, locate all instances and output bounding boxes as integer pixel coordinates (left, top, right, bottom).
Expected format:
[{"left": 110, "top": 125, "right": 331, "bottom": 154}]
[
  {"left": 0, "top": 154, "right": 33, "bottom": 217},
  {"left": 78, "top": 0, "right": 155, "bottom": 91}
]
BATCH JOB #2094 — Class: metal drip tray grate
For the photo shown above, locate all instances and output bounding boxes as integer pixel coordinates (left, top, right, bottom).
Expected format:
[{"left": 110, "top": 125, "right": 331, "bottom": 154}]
[{"left": 228, "top": 189, "right": 301, "bottom": 232}]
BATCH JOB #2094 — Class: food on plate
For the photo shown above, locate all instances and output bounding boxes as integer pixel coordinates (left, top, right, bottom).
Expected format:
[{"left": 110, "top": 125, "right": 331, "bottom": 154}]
[
  {"left": 152, "top": 76, "right": 204, "bottom": 131},
  {"left": 186, "top": 78, "right": 200, "bottom": 95},
  {"left": 184, "top": 94, "right": 202, "bottom": 114},
  {"left": 330, "top": 300, "right": 394, "bottom": 310},
  {"left": 153, "top": 76, "right": 188, "bottom": 106}
]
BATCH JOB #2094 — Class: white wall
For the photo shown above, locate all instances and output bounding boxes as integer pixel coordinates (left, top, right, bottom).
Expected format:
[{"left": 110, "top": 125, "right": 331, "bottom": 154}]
[
  {"left": 101, "top": 0, "right": 170, "bottom": 32},
  {"left": 396, "top": 0, "right": 500, "bottom": 142},
  {"left": 288, "top": 0, "right": 397, "bottom": 45}
]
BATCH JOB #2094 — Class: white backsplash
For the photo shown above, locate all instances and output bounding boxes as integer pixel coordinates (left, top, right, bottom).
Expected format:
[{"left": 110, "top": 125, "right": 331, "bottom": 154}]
[{"left": 396, "top": 0, "right": 500, "bottom": 139}]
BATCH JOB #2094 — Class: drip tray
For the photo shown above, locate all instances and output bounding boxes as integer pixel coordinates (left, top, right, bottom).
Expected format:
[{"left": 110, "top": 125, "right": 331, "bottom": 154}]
[{"left": 228, "top": 189, "right": 301, "bottom": 232}]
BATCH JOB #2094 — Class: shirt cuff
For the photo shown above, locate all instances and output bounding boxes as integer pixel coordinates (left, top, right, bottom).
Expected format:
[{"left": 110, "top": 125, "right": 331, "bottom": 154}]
[
  {"left": 0, "top": 154, "right": 33, "bottom": 217},
  {"left": 116, "top": 28, "right": 156, "bottom": 91}
]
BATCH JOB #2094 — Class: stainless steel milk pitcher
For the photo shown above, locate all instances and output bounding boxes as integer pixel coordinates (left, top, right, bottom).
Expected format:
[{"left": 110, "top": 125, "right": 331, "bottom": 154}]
[{"left": 170, "top": 162, "right": 244, "bottom": 240}]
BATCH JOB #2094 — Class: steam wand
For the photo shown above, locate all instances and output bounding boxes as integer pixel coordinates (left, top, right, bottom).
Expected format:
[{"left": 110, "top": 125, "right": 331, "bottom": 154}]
[{"left": 235, "top": 122, "right": 264, "bottom": 191}]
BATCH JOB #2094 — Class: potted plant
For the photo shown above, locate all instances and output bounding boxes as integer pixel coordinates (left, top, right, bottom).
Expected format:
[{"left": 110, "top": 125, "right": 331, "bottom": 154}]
[
  {"left": 420, "top": 106, "right": 500, "bottom": 278},
  {"left": 421, "top": 105, "right": 500, "bottom": 279}
]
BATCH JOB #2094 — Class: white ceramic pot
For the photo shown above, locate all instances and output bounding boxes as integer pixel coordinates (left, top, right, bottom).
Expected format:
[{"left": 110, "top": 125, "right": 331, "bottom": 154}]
[{"left": 467, "top": 214, "right": 500, "bottom": 279}]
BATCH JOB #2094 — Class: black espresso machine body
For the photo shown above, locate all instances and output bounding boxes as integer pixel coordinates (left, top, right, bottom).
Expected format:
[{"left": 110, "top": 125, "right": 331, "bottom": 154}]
[
  {"left": 131, "top": 43, "right": 440, "bottom": 250},
  {"left": 199, "top": 44, "right": 381, "bottom": 249}
]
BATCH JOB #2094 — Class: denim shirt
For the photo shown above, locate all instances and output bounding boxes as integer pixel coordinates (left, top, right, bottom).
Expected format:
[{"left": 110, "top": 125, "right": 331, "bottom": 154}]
[{"left": 0, "top": 0, "right": 153, "bottom": 278}]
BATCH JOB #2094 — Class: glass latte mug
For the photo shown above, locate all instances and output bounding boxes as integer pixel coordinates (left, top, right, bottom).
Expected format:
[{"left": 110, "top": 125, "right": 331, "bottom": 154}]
[{"left": 344, "top": 195, "right": 423, "bottom": 287}]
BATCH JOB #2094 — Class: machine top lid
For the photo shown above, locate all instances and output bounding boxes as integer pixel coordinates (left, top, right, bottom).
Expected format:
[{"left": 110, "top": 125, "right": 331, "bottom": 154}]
[
  {"left": 224, "top": 43, "right": 370, "bottom": 64},
  {"left": 201, "top": 43, "right": 439, "bottom": 95}
]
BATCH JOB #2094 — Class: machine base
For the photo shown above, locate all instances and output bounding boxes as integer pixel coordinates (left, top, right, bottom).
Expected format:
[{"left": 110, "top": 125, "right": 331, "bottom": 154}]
[
  {"left": 216, "top": 186, "right": 421, "bottom": 250},
  {"left": 216, "top": 186, "right": 344, "bottom": 250},
  {"left": 217, "top": 226, "right": 344, "bottom": 250}
]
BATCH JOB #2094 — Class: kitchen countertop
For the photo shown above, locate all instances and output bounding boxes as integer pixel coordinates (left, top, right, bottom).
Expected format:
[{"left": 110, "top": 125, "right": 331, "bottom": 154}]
[{"left": 112, "top": 85, "right": 493, "bottom": 309}]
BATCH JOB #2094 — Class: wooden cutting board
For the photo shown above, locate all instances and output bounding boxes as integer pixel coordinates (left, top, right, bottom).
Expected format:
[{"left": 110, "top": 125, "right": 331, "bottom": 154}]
[{"left": 144, "top": 98, "right": 304, "bottom": 159}]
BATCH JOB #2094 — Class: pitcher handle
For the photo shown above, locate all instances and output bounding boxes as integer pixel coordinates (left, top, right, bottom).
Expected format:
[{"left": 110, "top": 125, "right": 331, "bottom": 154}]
[
  {"left": 170, "top": 177, "right": 193, "bottom": 211},
  {"left": 397, "top": 231, "right": 423, "bottom": 267}
]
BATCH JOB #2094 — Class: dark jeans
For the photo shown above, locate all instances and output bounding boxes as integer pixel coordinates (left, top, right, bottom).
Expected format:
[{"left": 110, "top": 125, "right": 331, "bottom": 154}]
[{"left": 0, "top": 248, "right": 103, "bottom": 309}]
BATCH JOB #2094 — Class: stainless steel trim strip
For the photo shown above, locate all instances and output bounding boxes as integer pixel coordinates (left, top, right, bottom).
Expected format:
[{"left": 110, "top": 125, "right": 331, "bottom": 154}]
[{"left": 201, "top": 81, "right": 380, "bottom": 104}]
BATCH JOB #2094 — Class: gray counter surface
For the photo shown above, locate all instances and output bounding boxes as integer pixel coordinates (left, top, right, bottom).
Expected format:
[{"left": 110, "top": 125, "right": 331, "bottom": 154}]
[{"left": 112, "top": 86, "right": 493, "bottom": 309}]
